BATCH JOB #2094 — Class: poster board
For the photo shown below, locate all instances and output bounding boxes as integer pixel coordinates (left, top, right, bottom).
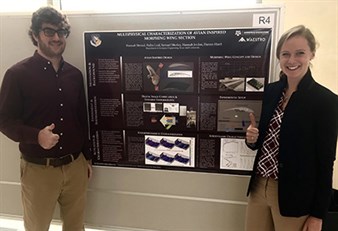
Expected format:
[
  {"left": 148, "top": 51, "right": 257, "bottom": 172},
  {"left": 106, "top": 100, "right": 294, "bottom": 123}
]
[{"left": 82, "top": 8, "right": 280, "bottom": 175}]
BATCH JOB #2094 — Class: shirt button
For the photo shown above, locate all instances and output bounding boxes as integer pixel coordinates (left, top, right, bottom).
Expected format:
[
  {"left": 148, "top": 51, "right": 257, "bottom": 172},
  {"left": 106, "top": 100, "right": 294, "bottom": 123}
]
[
  {"left": 59, "top": 88, "right": 62, "bottom": 91},
  {"left": 59, "top": 146, "right": 63, "bottom": 150},
  {"left": 60, "top": 132, "right": 63, "bottom": 136},
  {"left": 60, "top": 103, "right": 63, "bottom": 107},
  {"left": 44, "top": 67, "right": 47, "bottom": 70},
  {"left": 60, "top": 118, "right": 64, "bottom": 121}
]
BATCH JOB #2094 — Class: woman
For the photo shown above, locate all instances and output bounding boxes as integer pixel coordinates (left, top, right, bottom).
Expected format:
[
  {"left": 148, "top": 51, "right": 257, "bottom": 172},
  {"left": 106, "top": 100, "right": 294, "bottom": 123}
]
[{"left": 245, "top": 25, "right": 337, "bottom": 231}]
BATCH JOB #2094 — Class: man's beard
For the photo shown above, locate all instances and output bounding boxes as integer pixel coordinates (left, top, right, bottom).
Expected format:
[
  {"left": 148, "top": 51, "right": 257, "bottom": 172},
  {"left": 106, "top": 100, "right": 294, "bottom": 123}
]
[{"left": 39, "top": 40, "right": 65, "bottom": 59}]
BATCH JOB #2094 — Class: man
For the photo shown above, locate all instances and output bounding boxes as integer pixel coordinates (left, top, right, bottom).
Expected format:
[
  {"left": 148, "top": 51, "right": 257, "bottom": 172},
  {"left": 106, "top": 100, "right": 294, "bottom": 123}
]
[{"left": 0, "top": 6, "right": 92, "bottom": 231}]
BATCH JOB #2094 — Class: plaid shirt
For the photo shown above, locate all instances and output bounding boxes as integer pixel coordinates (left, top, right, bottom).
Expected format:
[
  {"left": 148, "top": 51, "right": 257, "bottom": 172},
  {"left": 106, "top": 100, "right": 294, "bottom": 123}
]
[{"left": 256, "top": 91, "right": 286, "bottom": 179}]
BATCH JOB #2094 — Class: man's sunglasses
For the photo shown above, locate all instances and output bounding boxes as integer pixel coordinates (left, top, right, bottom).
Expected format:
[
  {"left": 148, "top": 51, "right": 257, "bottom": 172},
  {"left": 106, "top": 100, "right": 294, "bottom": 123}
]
[{"left": 40, "top": 28, "right": 69, "bottom": 38}]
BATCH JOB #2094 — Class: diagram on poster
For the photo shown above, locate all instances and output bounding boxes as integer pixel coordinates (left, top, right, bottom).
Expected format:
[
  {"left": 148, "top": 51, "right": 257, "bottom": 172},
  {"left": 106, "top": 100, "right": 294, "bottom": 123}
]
[
  {"left": 220, "top": 138, "right": 256, "bottom": 170},
  {"left": 145, "top": 135, "right": 195, "bottom": 167}
]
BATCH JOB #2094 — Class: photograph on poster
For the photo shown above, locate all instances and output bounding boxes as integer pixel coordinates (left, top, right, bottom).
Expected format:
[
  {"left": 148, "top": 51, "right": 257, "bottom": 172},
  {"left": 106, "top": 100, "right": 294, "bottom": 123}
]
[
  {"left": 143, "top": 61, "right": 194, "bottom": 92},
  {"left": 219, "top": 77, "right": 245, "bottom": 91},
  {"left": 217, "top": 100, "right": 262, "bottom": 133},
  {"left": 246, "top": 77, "right": 265, "bottom": 91}
]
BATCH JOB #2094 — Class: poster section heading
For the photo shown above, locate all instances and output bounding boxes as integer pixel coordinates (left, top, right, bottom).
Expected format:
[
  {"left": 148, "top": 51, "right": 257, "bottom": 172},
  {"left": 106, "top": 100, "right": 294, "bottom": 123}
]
[{"left": 84, "top": 28, "right": 271, "bottom": 174}]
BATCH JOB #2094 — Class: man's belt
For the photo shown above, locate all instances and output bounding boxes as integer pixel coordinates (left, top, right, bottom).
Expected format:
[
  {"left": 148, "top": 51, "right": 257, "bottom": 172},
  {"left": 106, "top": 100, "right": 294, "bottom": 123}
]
[{"left": 21, "top": 152, "right": 80, "bottom": 167}]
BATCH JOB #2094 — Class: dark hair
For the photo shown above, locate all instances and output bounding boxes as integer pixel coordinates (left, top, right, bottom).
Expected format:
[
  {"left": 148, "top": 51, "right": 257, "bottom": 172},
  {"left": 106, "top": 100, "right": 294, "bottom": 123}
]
[
  {"left": 28, "top": 6, "right": 71, "bottom": 46},
  {"left": 276, "top": 25, "right": 317, "bottom": 60}
]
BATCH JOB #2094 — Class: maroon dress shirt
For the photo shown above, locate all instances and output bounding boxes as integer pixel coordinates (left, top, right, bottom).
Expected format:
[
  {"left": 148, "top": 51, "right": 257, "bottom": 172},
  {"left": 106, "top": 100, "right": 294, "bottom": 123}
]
[{"left": 0, "top": 51, "right": 91, "bottom": 160}]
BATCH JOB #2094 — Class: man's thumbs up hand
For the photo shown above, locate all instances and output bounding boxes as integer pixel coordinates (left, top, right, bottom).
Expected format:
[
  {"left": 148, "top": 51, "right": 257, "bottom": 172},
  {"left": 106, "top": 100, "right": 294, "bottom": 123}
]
[{"left": 38, "top": 123, "right": 60, "bottom": 149}]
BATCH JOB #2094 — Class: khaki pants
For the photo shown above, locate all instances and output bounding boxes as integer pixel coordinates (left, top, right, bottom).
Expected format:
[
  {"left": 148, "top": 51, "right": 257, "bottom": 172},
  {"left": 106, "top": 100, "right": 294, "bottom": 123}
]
[
  {"left": 20, "top": 153, "right": 89, "bottom": 231},
  {"left": 245, "top": 176, "right": 308, "bottom": 231}
]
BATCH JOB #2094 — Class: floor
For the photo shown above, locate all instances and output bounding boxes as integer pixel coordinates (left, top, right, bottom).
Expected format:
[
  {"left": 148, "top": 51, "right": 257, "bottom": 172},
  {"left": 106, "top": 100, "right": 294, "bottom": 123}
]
[{"left": 0, "top": 216, "right": 104, "bottom": 231}]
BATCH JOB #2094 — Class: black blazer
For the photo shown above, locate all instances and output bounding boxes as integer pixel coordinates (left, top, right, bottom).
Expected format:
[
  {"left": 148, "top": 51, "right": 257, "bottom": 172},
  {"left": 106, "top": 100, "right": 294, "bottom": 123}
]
[{"left": 247, "top": 69, "right": 338, "bottom": 219}]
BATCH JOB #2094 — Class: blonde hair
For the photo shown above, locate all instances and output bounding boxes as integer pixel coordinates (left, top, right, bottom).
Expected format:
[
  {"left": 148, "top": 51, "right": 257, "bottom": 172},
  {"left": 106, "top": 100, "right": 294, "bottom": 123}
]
[{"left": 276, "top": 25, "right": 318, "bottom": 60}]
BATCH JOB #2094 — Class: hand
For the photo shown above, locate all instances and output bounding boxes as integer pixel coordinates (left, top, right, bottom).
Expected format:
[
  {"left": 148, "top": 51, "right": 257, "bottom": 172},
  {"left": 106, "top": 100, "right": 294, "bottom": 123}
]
[
  {"left": 246, "top": 113, "right": 259, "bottom": 144},
  {"left": 38, "top": 123, "right": 60, "bottom": 149},
  {"left": 302, "top": 216, "right": 322, "bottom": 231}
]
